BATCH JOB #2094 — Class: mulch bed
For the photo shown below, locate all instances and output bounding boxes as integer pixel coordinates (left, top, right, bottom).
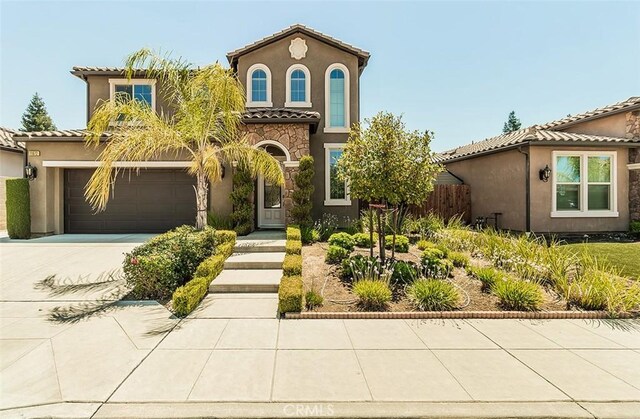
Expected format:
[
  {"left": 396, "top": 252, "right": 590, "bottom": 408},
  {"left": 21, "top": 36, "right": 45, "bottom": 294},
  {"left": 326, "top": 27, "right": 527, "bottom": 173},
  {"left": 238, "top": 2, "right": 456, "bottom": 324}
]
[{"left": 302, "top": 242, "right": 570, "bottom": 314}]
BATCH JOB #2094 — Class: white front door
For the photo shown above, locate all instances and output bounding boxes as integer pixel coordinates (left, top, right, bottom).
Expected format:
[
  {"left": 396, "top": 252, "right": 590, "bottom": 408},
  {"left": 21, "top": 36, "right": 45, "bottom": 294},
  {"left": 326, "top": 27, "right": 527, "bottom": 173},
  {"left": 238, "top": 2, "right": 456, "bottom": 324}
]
[{"left": 257, "top": 174, "right": 285, "bottom": 228}]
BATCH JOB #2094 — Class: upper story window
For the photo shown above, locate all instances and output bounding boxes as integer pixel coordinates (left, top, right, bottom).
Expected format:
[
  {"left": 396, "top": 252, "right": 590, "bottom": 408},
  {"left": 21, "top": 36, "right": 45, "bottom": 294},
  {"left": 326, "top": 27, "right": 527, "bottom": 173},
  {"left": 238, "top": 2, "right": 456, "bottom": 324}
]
[
  {"left": 551, "top": 150, "right": 618, "bottom": 218},
  {"left": 246, "top": 63, "right": 272, "bottom": 107},
  {"left": 285, "top": 64, "right": 311, "bottom": 108},
  {"left": 324, "top": 64, "right": 350, "bottom": 133},
  {"left": 109, "top": 79, "right": 156, "bottom": 110}
]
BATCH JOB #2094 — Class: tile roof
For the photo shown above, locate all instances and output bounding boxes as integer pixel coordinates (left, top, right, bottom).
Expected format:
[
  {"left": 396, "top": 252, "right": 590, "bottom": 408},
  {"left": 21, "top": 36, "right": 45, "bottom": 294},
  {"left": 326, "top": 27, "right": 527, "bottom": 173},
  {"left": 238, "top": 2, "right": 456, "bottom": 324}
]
[
  {"left": 437, "top": 97, "right": 640, "bottom": 163},
  {"left": 539, "top": 96, "right": 640, "bottom": 129},
  {"left": 14, "top": 109, "right": 320, "bottom": 140},
  {"left": 12, "top": 129, "right": 90, "bottom": 138},
  {"left": 436, "top": 128, "right": 638, "bottom": 163},
  {"left": 242, "top": 108, "right": 320, "bottom": 121},
  {"left": 0, "top": 127, "right": 24, "bottom": 152},
  {"left": 226, "top": 24, "right": 370, "bottom": 69}
]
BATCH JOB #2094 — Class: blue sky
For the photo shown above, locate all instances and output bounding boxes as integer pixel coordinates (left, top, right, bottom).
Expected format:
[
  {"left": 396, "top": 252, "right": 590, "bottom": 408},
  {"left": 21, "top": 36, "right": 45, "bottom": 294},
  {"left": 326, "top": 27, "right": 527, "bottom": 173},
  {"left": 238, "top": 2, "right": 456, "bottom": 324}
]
[{"left": 1, "top": 1, "right": 638, "bottom": 151}]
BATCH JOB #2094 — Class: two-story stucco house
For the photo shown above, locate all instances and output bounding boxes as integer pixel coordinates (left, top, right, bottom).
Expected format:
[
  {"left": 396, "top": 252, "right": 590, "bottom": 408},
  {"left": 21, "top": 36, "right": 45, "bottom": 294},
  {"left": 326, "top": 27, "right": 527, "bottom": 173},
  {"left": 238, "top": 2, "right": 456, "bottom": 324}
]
[{"left": 13, "top": 24, "right": 369, "bottom": 235}]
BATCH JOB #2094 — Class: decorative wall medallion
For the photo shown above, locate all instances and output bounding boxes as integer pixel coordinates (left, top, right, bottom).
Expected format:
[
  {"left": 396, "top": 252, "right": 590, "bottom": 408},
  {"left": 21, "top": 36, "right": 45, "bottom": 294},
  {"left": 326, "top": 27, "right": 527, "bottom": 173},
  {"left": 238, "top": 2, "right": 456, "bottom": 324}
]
[{"left": 289, "top": 37, "right": 308, "bottom": 60}]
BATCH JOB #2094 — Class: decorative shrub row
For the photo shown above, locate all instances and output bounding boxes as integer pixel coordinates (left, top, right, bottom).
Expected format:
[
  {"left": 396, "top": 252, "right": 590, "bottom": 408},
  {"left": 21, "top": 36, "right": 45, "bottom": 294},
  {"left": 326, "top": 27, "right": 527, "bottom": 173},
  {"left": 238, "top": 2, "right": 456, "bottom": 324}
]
[
  {"left": 5, "top": 178, "right": 31, "bottom": 239},
  {"left": 172, "top": 230, "right": 237, "bottom": 316},
  {"left": 124, "top": 226, "right": 217, "bottom": 299},
  {"left": 279, "top": 225, "right": 304, "bottom": 314}
]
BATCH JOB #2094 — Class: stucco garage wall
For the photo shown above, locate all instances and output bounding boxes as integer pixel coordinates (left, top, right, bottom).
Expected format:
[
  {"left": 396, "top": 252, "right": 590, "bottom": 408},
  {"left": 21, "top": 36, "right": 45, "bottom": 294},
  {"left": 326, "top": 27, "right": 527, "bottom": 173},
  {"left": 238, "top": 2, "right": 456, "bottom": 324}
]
[
  {"left": 445, "top": 149, "right": 527, "bottom": 231},
  {"left": 23, "top": 141, "right": 232, "bottom": 235},
  {"left": 529, "top": 145, "right": 629, "bottom": 233}
]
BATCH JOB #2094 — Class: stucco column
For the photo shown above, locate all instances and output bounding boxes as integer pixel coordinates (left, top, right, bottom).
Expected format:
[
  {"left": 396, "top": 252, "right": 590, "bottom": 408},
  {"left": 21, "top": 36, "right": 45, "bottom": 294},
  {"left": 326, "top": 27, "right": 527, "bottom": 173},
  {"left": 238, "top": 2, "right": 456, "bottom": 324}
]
[{"left": 627, "top": 111, "right": 640, "bottom": 222}]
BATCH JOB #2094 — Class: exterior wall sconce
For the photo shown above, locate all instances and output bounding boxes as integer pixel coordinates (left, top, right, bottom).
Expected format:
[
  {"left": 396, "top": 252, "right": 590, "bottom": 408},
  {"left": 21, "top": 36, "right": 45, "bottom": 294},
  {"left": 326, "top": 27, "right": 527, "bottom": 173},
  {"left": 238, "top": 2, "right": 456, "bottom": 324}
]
[
  {"left": 24, "top": 163, "right": 37, "bottom": 181},
  {"left": 539, "top": 164, "right": 551, "bottom": 182}
]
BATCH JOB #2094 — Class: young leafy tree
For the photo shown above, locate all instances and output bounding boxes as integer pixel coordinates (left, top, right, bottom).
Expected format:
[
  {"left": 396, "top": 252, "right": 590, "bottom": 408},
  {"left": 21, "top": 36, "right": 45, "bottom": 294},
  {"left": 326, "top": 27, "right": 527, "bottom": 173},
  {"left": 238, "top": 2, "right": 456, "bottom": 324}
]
[
  {"left": 502, "top": 111, "right": 522, "bottom": 134},
  {"left": 84, "top": 49, "right": 283, "bottom": 230},
  {"left": 20, "top": 93, "right": 57, "bottom": 131},
  {"left": 337, "top": 112, "right": 442, "bottom": 261}
]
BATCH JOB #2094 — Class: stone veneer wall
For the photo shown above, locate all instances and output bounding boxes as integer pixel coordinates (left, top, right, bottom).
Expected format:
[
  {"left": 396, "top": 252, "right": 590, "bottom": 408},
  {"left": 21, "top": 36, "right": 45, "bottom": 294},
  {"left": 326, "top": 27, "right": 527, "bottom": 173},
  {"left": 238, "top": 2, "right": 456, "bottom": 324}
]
[
  {"left": 627, "top": 111, "right": 640, "bottom": 222},
  {"left": 242, "top": 123, "right": 310, "bottom": 225}
]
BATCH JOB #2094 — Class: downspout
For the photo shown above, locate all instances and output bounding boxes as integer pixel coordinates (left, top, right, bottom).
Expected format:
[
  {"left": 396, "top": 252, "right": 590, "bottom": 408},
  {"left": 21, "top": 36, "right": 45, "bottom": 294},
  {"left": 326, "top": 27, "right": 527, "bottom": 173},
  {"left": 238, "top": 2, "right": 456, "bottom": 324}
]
[{"left": 518, "top": 145, "right": 531, "bottom": 232}]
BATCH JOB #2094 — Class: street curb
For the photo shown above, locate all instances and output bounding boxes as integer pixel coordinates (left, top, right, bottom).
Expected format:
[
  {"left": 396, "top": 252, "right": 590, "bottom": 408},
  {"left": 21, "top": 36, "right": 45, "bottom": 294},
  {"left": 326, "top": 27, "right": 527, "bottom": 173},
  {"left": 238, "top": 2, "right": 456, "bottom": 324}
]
[{"left": 283, "top": 310, "right": 637, "bottom": 320}]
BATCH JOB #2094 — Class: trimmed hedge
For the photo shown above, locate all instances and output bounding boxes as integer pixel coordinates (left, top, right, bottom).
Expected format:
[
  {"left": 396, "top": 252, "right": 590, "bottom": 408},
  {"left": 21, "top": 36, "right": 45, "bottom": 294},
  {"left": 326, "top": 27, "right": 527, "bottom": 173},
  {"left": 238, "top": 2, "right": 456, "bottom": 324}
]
[
  {"left": 384, "top": 234, "right": 409, "bottom": 253},
  {"left": 5, "top": 178, "right": 31, "bottom": 239},
  {"left": 279, "top": 225, "right": 304, "bottom": 314},
  {"left": 172, "top": 230, "right": 237, "bottom": 316},
  {"left": 283, "top": 254, "right": 303, "bottom": 276},
  {"left": 278, "top": 275, "right": 304, "bottom": 313},
  {"left": 285, "top": 239, "right": 302, "bottom": 255}
]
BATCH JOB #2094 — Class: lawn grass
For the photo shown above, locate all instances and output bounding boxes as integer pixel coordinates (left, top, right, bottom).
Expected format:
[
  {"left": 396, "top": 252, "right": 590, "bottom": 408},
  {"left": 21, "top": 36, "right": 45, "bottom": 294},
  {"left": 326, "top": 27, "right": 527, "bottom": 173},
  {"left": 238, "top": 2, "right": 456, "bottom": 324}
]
[{"left": 562, "top": 242, "right": 640, "bottom": 279}]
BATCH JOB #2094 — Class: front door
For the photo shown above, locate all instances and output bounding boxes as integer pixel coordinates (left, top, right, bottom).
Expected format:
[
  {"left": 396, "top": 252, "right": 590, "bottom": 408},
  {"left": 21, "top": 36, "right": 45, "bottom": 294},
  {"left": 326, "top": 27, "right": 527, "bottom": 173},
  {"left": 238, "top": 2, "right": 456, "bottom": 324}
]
[{"left": 257, "top": 174, "right": 285, "bottom": 228}]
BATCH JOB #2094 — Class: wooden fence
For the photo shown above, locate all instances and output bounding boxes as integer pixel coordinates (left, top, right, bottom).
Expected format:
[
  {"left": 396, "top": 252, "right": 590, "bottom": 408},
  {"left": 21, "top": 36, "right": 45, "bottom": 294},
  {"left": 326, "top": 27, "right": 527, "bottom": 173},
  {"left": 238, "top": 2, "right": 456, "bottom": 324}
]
[{"left": 409, "top": 184, "right": 471, "bottom": 223}]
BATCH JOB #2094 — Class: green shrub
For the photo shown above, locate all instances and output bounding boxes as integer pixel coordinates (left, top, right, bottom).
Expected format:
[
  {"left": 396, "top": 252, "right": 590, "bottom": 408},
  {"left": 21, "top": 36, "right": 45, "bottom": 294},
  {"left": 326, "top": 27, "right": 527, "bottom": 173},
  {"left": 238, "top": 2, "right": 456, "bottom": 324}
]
[
  {"left": 449, "top": 251, "right": 470, "bottom": 268},
  {"left": 353, "top": 232, "right": 378, "bottom": 248},
  {"left": 408, "top": 279, "right": 460, "bottom": 311},
  {"left": 287, "top": 225, "right": 302, "bottom": 241},
  {"left": 328, "top": 232, "right": 355, "bottom": 251},
  {"left": 291, "top": 156, "right": 314, "bottom": 227},
  {"left": 420, "top": 248, "right": 452, "bottom": 279},
  {"left": 326, "top": 245, "right": 350, "bottom": 264},
  {"left": 385, "top": 235, "right": 409, "bottom": 252},
  {"left": 301, "top": 226, "right": 320, "bottom": 244},
  {"left": 493, "top": 278, "right": 543, "bottom": 311},
  {"left": 286, "top": 240, "right": 302, "bottom": 255},
  {"left": 352, "top": 279, "right": 392, "bottom": 310},
  {"left": 391, "top": 260, "right": 418, "bottom": 284},
  {"left": 341, "top": 255, "right": 380, "bottom": 279},
  {"left": 215, "top": 230, "right": 237, "bottom": 246},
  {"left": 305, "top": 289, "right": 324, "bottom": 309},
  {"left": 630, "top": 220, "right": 640, "bottom": 234},
  {"left": 171, "top": 229, "right": 237, "bottom": 316},
  {"left": 283, "top": 254, "right": 303, "bottom": 276},
  {"left": 279, "top": 276, "right": 303, "bottom": 313},
  {"left": 435, "top": 243, "right": 451, "bottom": 258},
  {"left": 124, "top": 226, "right": 216, "bottom": 299},
  {"left": 207, "top": 212, "right": 233, "bottom": 230},
  {"left": 230, "top": 168, "right": 254, "bottom": 235},
  {"left": 417, "top": 240, "right": 436, "bottom": 250},
  {"left": 172, "top": 276, "right": 209, "bottom": 316},
  {"left": 469, "top": 266, "right": 504, "bottom": 292},
  {"left": 5, "top": 178, "right": 30, "bottom": 239}
]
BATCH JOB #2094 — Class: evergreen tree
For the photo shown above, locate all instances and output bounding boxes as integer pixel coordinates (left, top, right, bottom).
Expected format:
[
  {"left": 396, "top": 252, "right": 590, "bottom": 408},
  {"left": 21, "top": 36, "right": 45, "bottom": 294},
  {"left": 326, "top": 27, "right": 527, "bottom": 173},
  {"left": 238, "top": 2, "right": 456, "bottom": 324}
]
[
  {"left": 20, "top": 93, "right": 57, "bottom": 131},
  {"left": 502, "top": 110, "right": 522, "bottom": 134}
]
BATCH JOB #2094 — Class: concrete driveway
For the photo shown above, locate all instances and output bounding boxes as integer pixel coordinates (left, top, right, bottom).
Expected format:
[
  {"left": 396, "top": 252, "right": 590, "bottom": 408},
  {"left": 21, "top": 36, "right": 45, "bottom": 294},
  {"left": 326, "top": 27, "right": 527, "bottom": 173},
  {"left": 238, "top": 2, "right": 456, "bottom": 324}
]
[{"left": 2, "top": 235, "right": 640, "bottom": 418}]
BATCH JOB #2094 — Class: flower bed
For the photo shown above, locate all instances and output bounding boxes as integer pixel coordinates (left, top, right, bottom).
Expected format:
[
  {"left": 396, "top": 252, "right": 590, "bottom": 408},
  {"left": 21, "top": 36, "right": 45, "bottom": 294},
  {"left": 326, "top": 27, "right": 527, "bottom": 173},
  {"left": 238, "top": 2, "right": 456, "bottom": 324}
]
[{"left": 300, "top": 226, "right": 640, "bottom": 317}]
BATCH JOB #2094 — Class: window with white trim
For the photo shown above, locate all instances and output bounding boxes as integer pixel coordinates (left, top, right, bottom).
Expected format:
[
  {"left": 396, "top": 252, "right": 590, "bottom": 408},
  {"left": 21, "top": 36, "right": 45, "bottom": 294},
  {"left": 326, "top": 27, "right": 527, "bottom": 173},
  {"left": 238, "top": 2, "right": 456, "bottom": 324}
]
[
  {"left": 246, "top": 64, "right": 272, "bottom": 107},
  {"left": 285, "top": 64, "right": 311, "bottom": 107},
  {"left": 324, "top": 143, "right": 350, "bottom": 206},
  {"left": 324, "top": 64, "right": 350, "bottom": 133},
  {"left": 109, "top": 79, "right": 156, "bottom": 110},
  {"left": 552, "top": 151, "right": 618, "bottom": 217}
]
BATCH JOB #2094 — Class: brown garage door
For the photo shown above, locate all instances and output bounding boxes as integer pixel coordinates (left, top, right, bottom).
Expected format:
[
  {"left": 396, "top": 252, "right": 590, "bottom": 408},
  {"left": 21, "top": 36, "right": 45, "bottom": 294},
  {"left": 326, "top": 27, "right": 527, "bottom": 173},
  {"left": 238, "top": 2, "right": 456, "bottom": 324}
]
[{"left": 65, "top": 169, "right": 197, "bottom": 233}]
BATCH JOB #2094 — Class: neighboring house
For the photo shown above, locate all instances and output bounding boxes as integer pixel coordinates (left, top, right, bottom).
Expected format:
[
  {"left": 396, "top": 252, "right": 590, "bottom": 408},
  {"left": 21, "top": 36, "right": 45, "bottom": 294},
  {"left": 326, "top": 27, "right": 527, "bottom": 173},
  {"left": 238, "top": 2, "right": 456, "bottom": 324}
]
[
  {"left": 438, "top": 97, "right": 640, "bottom": 233},
  {"left": 0, "top": 127, "right": 25, "bottom": 230},
  {"left": 12, "top": 24, "right": 369, "bottom": 235}
]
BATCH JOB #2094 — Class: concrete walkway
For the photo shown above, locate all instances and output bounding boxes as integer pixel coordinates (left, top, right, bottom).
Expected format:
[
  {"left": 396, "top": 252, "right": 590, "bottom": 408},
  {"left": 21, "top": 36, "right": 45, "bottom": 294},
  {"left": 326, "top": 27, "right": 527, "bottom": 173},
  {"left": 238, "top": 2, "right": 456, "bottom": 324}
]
[{"left": 1, "top": 236, "right": 640, "bottom": 418}]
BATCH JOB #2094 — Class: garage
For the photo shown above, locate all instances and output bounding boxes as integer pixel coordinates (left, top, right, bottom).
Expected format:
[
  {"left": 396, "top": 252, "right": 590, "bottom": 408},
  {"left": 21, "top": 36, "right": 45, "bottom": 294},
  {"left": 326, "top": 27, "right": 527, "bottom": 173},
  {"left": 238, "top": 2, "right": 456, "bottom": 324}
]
[{"left": 65, "top": 169, "right": 197, "bottom": 234}]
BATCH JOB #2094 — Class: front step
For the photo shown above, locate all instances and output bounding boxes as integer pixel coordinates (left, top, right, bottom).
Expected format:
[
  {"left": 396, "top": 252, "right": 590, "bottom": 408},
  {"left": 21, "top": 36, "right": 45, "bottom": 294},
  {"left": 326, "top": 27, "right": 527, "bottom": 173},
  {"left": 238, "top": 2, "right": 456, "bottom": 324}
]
[
  {"left": 209, "top": 269, "right": 282, "bottom": 293},
  {"left": 224, "top": 252, "right": 285, "bottom": 270},
  {"left": 234, "top": 239, "right": 286, "bottom": 253}
]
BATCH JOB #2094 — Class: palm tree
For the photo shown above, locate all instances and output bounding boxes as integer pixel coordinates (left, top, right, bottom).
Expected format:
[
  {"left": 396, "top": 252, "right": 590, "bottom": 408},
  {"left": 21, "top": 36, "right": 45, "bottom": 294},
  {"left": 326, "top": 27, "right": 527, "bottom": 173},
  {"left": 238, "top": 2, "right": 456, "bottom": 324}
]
[{"left": 84, "top": 49, "right": 283, "bottom": 230}]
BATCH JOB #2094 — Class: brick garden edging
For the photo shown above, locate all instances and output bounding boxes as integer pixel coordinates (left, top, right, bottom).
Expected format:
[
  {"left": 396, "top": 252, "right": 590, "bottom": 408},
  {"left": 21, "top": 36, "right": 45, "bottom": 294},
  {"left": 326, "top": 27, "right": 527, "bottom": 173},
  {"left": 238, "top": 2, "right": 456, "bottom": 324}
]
[{"left": 284, "top": 310, "right": 636, "bottom": 319}]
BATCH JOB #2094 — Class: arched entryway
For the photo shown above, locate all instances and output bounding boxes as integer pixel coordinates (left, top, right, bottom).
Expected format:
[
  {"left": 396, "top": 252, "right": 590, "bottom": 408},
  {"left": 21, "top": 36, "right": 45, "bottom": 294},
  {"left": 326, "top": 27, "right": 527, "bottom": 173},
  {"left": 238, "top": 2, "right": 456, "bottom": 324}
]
[{"left": 255, "top": 140, "right": 289, "bottom": 228}]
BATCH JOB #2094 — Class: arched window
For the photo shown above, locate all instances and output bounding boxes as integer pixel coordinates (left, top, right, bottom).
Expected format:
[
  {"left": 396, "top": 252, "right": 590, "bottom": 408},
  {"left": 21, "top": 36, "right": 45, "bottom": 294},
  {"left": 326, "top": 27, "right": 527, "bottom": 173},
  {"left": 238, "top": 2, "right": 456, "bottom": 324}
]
[
  {"left": 246, "top": 64, "right": 272, "bottom": 107},
  {"left": 285, "top": 64, "right": 311, "bottom": 107},
  {"left": 324, "top": 64, "right": 350, "bottom": 132}
]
